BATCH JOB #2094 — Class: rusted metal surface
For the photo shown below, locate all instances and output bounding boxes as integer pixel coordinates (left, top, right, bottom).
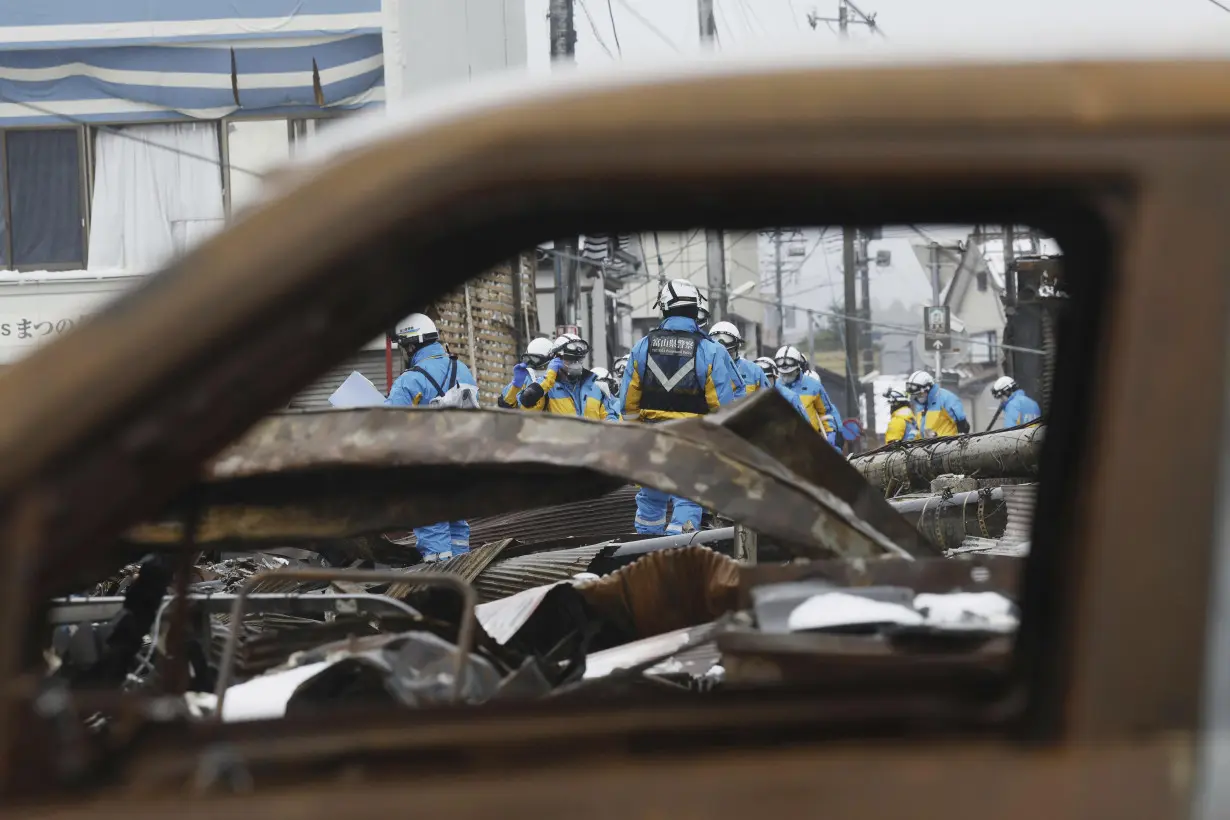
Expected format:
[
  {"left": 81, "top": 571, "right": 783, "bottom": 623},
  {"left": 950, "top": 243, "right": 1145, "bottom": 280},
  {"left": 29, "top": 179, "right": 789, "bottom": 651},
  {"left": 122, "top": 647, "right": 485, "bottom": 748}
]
[
  {"left": 384, "top": 538, "right": 515, "bottom": 600},
  {"left": 852, "top": 424, "right": 1045, "bottom": 493},
  {"left": 215, "top": 568, "right": 477, "bottom": 715},
  {"left": 713, "top": 395, "right": 938, "bottom": 556},
  {"left": 473, "top": 541, "right": 613, "bottom": 603},
  {"left": 122, "top": 392, "right": 914, "bottom": 565},
  {"left": 0, "top": 58, "right": 1227, "bottom": 812}
]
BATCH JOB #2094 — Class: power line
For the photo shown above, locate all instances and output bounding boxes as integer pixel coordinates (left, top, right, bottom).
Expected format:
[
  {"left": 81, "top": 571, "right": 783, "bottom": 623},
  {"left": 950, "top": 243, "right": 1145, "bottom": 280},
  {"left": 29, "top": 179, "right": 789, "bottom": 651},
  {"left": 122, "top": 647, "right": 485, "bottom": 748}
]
[
  {"left": 605, "top": 0, "right": 624, "bottom": 54},
  {"left": 786, "top": 0, "right": 802, "bottom": 30},
  {"left": 1200, "top": 0, "right": 1230, "bottom": 13},
  {"left": 576, "top": 0, "right": 616, "bottom": 58},
  {"left": 610, "top": 0, "right": 685, "bottom": 53}
]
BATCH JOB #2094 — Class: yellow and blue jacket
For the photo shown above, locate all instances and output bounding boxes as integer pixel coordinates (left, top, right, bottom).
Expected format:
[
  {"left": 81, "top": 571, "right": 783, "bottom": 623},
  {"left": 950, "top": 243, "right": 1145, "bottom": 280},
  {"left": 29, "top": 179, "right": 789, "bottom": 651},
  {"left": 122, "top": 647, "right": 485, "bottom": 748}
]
[
  {"left": 386, "top": 342, "right": 476, "bottom": 407},
  {"left": 912, "top": 385, "right": 968, "bottom": 438},
  {"left": 885, "top": 405, "right": 920, "bottom": 443},
  {"left": 733, "top": 356, "right": 769, "bottom": 396},
  {"left": 518, "top": 368, "right": 620, "bottom": 421},
  {"left": 1000, "top": 389, "right": 1042, "bottom": 428},
  {"left": 621, "top": 316, "right": 737, "bottom": 422},
  {"left": 782, "top": 372, "right": 839, "bottom": 439}
]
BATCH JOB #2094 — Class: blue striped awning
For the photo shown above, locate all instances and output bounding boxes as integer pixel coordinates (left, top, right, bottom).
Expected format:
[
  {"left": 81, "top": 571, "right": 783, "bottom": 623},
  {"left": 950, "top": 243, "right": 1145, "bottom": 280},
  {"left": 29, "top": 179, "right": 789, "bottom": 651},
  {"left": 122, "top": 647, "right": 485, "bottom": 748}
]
[{"left": 0, "top": 1, "right": 384, "bottom": 125}]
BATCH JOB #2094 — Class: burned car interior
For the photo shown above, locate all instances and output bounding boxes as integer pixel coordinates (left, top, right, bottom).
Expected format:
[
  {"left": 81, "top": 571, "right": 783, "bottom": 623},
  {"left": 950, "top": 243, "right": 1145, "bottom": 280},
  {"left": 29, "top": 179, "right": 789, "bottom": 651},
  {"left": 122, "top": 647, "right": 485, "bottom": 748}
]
[{"left": 0, "top": 62, "right": 1225, "bottom": 819}]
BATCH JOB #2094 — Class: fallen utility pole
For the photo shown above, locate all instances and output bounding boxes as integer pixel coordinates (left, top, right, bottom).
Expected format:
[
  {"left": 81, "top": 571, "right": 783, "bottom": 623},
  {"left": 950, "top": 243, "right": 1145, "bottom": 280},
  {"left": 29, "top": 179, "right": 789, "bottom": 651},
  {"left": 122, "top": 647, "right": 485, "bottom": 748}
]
[
  {"left": 851, "top": 424, "right": 1045, "bottom": 493},
  {"left": 888, "top": 488, "right": 1007, "bottom": 552}
]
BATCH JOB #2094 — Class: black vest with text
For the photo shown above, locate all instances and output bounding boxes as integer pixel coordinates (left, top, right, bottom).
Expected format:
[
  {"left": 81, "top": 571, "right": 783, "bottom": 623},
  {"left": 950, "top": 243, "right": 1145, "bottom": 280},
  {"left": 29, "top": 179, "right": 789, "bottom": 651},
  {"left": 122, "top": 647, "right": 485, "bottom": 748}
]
[{"left": 639, "top": 328, "right": 710, "bottom": 416}]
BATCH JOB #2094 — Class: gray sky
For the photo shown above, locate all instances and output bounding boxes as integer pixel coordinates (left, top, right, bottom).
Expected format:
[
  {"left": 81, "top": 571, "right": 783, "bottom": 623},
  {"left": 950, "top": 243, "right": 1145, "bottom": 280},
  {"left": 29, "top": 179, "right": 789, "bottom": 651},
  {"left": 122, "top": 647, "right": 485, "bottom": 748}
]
[
  {"left": 522, "top": 0, "right": 1229, "bottom": 333},
  {"left": 525, "top": 0, "right": 1230, "bottom": 69}
]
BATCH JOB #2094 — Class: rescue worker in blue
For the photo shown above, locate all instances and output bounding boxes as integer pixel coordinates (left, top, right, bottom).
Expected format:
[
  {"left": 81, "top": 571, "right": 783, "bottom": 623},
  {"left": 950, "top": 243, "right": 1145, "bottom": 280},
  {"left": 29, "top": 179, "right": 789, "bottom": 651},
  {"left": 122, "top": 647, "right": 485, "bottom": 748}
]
[
  {"left": 710, "top": 321, "right": 768, "bottom": 396},
  {"left": 620, "top": 279, "right": 738, "bottom": 534},
  {"left": 774, "top": 345, "right": 841, "bottom": 448},
  {"left": 517, "top": 335, "right": 620, "bottom": 421},
  {"left": 883, "top": 387, "right": 920, "bottom": 443},
  {"left": 905, "top": 370, "right": 970, "bottom": 438},
  {"left": 754, "top": 356, "right": 813, "bottom": 423},
  {"left": 497, "top": 336, "right": 553, "bottom": 409},
  {"left": 590, "top": 366, "right": 624, "bottom": 419},
  {"left": 991, "top": 376, "right": 1042, "bottom": 428},
  {"left": 385, "top": 313, "right": 477, "bottom": 562}
]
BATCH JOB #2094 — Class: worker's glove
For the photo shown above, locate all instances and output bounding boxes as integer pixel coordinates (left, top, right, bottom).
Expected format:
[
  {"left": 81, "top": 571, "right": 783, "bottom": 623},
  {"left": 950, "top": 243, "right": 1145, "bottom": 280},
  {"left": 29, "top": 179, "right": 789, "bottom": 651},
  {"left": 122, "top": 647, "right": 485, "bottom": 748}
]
[
  {"left": 547, "top": 357, "right": 565, "bottom": 376},
  {"left": 511, "top": 362, "right": 531, "bottom": 388}
]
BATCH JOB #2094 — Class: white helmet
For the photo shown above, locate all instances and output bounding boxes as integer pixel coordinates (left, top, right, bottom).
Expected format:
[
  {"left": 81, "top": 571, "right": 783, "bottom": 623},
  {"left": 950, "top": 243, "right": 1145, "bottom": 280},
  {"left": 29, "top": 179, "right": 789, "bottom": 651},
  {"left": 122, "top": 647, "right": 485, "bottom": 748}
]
[
  {"left": 613, "top": 354, "right": 629, "bottom": 380},
  {"left": 774, "top": 345, "right": 805, "bottom": 382},
  {"left": 591, "top": 366, "right": 613, "bottom": 398},
  {"left": 905, "top": 370, "right": 935, "bottom": 400},
  {"left": 395, "top": 313, "right": 439, "bottom": 348},
  {"left": 991, "top": 375, "right": 1018, "bottom": 400},
  {"left": 754, "top": 356, "right": 778, "bottom": 382},
  {"left": 709, "top": 321, "right": 742, "bottom": 354},
  {"left": 656, "top": 278, "right": 704, "bottom": 316},
  {"left": 524, "top": 336, "right": 554, "bottom": 367},
  {"left": 552, "top": 334, "right": 590, "bottom": 360}
]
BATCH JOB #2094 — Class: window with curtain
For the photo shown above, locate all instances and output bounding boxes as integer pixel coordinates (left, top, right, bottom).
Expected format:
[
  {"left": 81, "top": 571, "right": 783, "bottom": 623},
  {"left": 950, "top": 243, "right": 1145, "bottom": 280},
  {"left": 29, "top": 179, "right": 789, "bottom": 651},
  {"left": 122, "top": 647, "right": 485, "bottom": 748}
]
[
  {"left": 87, "top": 123, "right": 225, "bottom": 272},
  {"left": 0, "top": 128, "right": 86, "bottom": 269}
]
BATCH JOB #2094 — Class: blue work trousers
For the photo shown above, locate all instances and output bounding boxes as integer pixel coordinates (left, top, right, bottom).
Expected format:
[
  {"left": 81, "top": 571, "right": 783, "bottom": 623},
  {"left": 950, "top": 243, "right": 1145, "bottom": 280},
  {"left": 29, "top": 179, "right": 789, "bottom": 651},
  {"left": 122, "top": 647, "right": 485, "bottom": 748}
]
[
  {"left": 634, "top": 487, "right": 703, "bottom": 536},
  {"left": 414, "top": 520, "right": 471, "bottom": 559}
]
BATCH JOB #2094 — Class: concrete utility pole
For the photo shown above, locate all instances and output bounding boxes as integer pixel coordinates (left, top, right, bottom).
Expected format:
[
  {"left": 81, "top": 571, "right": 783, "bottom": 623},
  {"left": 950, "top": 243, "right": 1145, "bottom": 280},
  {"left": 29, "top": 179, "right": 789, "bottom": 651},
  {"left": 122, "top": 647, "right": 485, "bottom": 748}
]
[
  {"left": 1001, "top": 224, "right": 1016, "bottom": 320},
  {"left": 857, "top": 230, "right": 875, "bottom": 445},
  {"left": 842, "top": 227, "right": 859, "bottom": 418},
  {"left": 699, "top": 0, "right": 726, "bottom": 322},
  {"left": 929, "top": 241, "right": 942, "bottom": 380},
  {"left": 550, "top": 0, "right": 579, "bottom": 330},
  {"left": 838, "top": 0, "right": 849, "bottom": 35},
  {"left": 773, "top": 229, "right": 785, "bottom": 349}
]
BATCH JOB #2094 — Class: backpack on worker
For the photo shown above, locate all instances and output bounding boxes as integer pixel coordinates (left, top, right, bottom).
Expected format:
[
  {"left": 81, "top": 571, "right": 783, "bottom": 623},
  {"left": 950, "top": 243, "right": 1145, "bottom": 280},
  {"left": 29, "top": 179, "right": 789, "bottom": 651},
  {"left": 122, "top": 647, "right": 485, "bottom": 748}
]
[{"left": 410, "top": 355, "right": 480, "bottom": 409}]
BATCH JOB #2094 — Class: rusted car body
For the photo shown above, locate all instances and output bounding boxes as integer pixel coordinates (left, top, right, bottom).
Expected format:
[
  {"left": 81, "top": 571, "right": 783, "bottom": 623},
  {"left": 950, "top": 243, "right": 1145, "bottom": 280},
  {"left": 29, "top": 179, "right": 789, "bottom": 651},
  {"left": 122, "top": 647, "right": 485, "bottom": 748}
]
[{"left": 2, "top": 57, "right": 1228, "bottom": 818}]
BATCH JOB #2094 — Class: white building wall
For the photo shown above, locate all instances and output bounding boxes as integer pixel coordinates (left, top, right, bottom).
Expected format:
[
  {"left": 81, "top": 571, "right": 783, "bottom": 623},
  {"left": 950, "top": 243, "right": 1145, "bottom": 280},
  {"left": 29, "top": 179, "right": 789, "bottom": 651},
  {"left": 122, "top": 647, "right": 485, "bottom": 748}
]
[{"left": 381, "top": 0, "right": 527, "bottom": 101}]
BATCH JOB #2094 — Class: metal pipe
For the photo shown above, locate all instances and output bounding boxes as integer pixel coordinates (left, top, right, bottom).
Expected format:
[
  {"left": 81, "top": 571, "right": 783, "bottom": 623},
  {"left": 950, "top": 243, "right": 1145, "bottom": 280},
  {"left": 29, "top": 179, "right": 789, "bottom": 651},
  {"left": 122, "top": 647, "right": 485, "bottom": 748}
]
[
  {"left": 888, "top": 488, "right": 1007, "bottom": 551},
  {"left": 610, "top": 526, "right": 735, "bottom": 558},
  {"left": 214, "top": 568, "right": 475, "bottom": 718},
  {"left": 47, "top": 592, "right": 424, "bottom": 626}
]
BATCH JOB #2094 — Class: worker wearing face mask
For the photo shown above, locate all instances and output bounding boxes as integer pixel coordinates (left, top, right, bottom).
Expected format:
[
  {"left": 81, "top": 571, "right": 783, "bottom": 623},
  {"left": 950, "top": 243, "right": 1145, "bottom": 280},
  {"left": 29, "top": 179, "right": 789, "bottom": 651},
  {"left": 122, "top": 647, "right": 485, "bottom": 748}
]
[
  {"left": 774, "top": 345, "right": 841, "bottom": 448},
  {"left": 498, "top": 336, "right": 554, "bottom": 409},
  {"left": 590, "top": 366, "right": 624, "bottom": 419},
  {"left": 710, "top": 321, "right": 767, "bottom": 396},
  {"left": 386, "top": 314, "right": 477, "bottom": 561},
  {"left": 883, "top": 387, "right": 920, "bottom": 443},
  {"left": 518, "top": 335, "right": 620, "bottom": 421},
  {"left": 755, "top": 356, "right": 812, "bottom": 423},
  {"left": 905, "top": 370, "right": 969, "bottom": 438},
  {"left": 621, "top": 279, "right": 737, "bottom": 534},
  {"left": 990, "top": 376, "right": 1041, "bottom": 429}
]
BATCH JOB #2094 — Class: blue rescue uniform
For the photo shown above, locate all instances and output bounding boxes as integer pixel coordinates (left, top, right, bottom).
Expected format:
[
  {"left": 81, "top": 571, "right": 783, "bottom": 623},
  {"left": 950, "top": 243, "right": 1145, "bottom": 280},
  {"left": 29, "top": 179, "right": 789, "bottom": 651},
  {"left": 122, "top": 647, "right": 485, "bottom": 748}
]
[
  {"left": 1000, "top": 389, "right": 1041, "bottom": 428},
  {"left": 912, "top": 385, "right": 967, "bottom": 438},
  {"left": 782, "top": 372, "right": 841, "bottom": 448},
  {"left": 734, "top": 357, "right": 770, "bottom": 394},
  {"left": 621, "top": 316, "right": 737, "bottom": 534},
  {"left": 385, "top": 342, "right": 476, "bottom": 559},
  {"left": 518, "top": 368, "right": 621, "bottom": 421}
]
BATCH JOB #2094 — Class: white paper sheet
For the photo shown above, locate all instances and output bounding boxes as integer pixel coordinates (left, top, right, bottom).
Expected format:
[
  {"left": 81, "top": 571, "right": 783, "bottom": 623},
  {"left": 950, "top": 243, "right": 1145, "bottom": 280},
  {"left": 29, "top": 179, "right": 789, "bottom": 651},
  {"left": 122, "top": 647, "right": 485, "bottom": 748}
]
[{"left": 329, "top": 370, "right": 386, "bottom": 408}]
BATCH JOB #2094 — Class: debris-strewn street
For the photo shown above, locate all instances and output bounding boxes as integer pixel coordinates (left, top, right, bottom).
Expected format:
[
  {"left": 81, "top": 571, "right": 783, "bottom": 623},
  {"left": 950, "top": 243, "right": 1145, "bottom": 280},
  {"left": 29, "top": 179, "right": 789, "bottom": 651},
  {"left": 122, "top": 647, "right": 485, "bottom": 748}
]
[{"left": 45, "top": 387, "right": 1038, "bottom": 725}]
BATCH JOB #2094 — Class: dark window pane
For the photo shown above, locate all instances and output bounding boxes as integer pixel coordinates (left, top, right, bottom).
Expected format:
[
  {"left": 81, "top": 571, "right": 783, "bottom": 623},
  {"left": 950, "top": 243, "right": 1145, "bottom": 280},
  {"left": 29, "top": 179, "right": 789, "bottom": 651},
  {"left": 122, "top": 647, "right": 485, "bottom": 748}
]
[
  {"left": 6, "top": 129, "right": 83, "bottom": 267},
  {"left": 0, "top": 134, "right": 8, "bottom": 267}
]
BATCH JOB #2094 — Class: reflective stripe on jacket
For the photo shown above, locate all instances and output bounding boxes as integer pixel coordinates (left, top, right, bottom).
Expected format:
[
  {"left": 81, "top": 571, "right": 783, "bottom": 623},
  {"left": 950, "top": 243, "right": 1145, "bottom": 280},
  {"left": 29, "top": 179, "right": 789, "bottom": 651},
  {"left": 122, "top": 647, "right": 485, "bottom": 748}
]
[{"left": 621, "top": 315, "right": 737, "bottom": 422}]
